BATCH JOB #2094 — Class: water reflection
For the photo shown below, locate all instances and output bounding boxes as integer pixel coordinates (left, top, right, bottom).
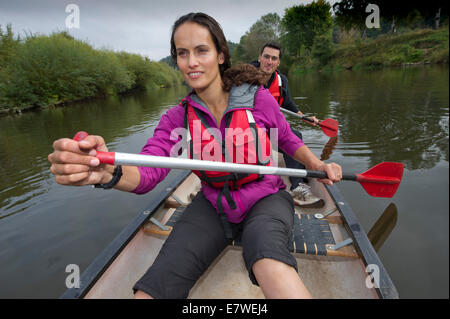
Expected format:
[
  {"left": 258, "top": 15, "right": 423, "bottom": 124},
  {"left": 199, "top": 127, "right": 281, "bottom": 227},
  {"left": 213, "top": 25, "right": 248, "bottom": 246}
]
[
  {"left": 368, "top": 203, "right": 398, "bottom": 252},
  {"left": 320, "top": 136, "right": 338, "bottom": 161}
]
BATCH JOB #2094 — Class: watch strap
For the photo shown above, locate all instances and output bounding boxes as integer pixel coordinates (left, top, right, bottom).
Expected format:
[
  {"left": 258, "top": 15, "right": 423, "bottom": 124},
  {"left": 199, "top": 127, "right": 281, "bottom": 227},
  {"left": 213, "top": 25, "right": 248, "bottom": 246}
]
[{"left": 94, "top": 165, "right": 122, "bottom": 189}]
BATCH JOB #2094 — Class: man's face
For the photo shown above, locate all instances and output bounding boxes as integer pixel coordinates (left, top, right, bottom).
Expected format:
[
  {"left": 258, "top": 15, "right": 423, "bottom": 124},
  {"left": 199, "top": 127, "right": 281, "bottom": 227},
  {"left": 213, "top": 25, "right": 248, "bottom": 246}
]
[{"left": 258, "top": 47, "right": 281, "bottom": 75}]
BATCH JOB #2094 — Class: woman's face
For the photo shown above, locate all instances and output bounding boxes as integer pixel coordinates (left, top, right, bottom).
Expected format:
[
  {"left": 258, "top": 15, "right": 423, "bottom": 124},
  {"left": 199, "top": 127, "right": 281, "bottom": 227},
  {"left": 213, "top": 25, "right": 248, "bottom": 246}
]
[{"left": 174, "top": 22, "right": 224, "bottom": 93}]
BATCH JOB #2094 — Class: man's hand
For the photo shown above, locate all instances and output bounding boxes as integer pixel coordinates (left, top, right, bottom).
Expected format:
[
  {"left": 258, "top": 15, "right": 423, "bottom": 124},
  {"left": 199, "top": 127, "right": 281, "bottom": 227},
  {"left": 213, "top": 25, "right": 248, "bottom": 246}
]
[{"left": 298, "top": 111, "right": 319, "bottom": 126}]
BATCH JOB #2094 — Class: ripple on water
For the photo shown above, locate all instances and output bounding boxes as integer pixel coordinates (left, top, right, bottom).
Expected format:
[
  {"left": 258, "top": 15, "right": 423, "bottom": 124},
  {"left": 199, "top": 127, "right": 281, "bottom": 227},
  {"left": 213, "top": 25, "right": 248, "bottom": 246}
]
[{"left": 0, "top": 157, "right": 51, "bottom": 220}]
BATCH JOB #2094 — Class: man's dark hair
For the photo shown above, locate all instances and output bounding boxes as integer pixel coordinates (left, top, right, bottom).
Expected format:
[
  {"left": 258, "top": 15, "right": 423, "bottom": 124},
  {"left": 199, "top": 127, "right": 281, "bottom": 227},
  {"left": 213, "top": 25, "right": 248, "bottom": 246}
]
[{"left": 260, "top": 42, "right": 282, "bottom": 60}]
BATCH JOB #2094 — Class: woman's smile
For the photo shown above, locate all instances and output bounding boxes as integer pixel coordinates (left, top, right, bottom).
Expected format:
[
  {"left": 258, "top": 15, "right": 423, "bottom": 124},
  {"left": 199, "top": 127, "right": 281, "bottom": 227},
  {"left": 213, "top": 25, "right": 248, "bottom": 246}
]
[{"left": 188, "top": 71, "right": 203, "bottom": 79}]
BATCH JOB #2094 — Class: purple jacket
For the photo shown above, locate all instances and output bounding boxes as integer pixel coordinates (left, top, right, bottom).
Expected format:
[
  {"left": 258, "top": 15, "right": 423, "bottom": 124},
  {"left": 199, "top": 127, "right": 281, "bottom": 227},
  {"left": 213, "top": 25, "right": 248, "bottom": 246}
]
[{"left": 133, "top": 84, "right": 304, "bottom": 223}]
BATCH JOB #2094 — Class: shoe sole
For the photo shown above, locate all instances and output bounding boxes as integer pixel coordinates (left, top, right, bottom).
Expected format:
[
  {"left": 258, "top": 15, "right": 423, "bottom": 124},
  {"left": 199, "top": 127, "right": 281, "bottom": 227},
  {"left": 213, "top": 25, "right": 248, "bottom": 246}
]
[{"left": 293, "top": 198, "right": 325, "bottom": 208}]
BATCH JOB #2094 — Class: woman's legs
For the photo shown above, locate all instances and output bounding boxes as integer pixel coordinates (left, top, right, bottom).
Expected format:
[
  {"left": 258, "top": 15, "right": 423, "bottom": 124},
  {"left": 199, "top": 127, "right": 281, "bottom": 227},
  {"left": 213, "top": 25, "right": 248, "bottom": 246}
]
[
  {"left": 241, "top": 190, "right": 312, "bottom": 299},
  {"left": 134, "top": 290, "right": 153, "bottom": 299},
  {"left": 134, "top": 190, "right": 312, "bottom": 299},
  {"left": 252, "top": 258, "right": 311, "bottom": 298},
  {"left": 133, "top": 192, "right": 228, "bottom": 299}
]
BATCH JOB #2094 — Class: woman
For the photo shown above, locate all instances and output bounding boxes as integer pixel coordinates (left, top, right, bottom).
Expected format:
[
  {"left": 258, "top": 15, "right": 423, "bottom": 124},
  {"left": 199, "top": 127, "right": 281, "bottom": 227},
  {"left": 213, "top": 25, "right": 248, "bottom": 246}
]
[{"left": 48, "top": 12, "right": 342, "bottom": 299}]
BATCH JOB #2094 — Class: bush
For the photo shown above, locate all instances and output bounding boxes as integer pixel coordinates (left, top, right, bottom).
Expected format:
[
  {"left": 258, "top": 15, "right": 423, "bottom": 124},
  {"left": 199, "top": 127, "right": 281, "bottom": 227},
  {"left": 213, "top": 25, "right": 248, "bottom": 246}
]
[
  {"left": 116, "top": 52, "right": 151, "bottom": 89},
  {"left": 395, "top": 44, "right": 424, "bottom": 63},
  {"left": 360, "top": 55, "right": 385, "bottom": 68},
  {"left": 430, "top": 47, "right": 449, "bottom": 63},
  {"left": 0, "top": 24, "right": 20, "bottom": 66},
  {"left": 1, "top": 32, "right": 134, "bottom": 108},
  {"left": 0, "top": 28, "right": 183, "bottom": 110}
]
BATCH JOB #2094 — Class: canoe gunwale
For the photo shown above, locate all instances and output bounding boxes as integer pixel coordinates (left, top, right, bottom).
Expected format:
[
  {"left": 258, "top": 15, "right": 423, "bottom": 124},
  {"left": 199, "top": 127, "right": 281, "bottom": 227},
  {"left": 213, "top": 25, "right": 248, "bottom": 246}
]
[
  {"left": 60, "top": 170, "right": 191, "bottom": 299},
  {"left": 324, "top": 183, "right": 399, "bottom": 299}
]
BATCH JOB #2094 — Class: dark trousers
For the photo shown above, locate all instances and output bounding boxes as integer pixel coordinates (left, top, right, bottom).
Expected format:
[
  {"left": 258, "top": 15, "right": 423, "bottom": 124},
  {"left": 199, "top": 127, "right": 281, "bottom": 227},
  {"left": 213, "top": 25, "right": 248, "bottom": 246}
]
[
  {"left": 280, "top": 128, "right": 308, "bottom": 190},
  {"left": 133, "top": 191, "right": 297, "bottom": 299}
]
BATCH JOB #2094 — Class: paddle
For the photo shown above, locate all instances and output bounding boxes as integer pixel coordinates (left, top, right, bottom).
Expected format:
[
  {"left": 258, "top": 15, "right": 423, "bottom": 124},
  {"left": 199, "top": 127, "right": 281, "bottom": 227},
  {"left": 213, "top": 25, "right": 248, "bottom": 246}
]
[
  {"left": 280, "top": 107, "right": 339, "bottom": 137},
  {"left": 74, "top": 130, "right": 403, "bottom": 198},
  {"left": 368, "top": 203, "right": 398, "bottom": 251}
]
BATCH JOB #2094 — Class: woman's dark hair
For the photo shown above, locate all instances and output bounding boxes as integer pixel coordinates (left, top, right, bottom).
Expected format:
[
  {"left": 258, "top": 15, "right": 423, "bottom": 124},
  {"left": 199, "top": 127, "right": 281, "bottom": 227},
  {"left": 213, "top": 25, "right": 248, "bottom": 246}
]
[
  {"left": 171, "top": 13, "right": 265, "bottom": 92},
  {"left": 170, "top": 12, "right": 231, "bottom": 77},
  {"left": 222, "top": 64, "right": 266, "bottom": 92}
]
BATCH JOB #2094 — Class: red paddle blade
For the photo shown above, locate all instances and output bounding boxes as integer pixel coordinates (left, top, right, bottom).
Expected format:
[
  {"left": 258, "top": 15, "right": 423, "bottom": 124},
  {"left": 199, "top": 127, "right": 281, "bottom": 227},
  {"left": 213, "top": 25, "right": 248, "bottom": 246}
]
[
  {"left": 319, "top": 119, "right": 338, "bottom": 137},
  {"left": 356, "top": 162, "right": 404, "bottom": 198}
]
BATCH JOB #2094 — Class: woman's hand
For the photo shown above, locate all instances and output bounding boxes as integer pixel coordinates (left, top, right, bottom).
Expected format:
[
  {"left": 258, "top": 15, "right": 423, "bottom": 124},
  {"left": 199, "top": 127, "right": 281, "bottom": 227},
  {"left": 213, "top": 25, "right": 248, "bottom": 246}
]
[
  {"left": 294, "top": 145, "right": 342, "bottom": 186},
  {"left": 48, "top": 135, "right": 114, "bottom": 186},
  {"left": 312, "top": 161, "right": 342, "bottom": 186}
]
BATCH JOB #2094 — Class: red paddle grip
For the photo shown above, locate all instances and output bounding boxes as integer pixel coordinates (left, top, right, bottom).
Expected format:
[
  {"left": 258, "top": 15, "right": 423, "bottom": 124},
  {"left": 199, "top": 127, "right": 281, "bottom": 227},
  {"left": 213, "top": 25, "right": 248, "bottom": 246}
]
[
  {"left": 96, "top": 151, "right": 116, "bottom": 165},
  {"left": 72, "top": 131, "right": 116, "bottom": 165},
  {"left": 73, "top": 131, "right": 89, "bottom": 141}
]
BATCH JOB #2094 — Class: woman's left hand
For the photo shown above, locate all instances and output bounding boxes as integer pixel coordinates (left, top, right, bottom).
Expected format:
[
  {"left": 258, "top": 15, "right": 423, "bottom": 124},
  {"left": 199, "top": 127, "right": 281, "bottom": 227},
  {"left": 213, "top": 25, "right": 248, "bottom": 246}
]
[{"left": 315, "top": 162, "right": 342, "bottom": 186}]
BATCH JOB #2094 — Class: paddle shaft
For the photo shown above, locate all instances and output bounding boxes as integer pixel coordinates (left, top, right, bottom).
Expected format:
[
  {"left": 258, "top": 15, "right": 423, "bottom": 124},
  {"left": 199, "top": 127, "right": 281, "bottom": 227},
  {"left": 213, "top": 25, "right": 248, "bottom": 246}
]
[
  {"left": 73, "top": 131, "right": 402, "bottom": 197},
  {"left": 98, "top": 151, "right": 356, "bottom": 181},
  {"left": 101, "top": 152, "right": 402, "bottom": 186},
  {"left": 280, "top": 108, "right": 339, "bottom": 138},
  {"left": 280, "top": 107, "right": 319, "bottom": 124}
]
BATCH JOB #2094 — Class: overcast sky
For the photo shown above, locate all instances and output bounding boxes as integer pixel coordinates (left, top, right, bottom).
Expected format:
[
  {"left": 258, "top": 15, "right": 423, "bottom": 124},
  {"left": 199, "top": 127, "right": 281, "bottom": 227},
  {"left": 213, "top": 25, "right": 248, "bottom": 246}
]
[{"left": 0, "top": 0, "right": 327, "bottom": 61}]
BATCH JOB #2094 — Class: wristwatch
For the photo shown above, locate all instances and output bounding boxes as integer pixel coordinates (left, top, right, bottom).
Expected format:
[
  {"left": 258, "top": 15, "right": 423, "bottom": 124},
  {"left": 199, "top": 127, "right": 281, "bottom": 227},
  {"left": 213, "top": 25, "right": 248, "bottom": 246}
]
[{"left": 94, "top": 165, "right": 122, "bottom": 189}]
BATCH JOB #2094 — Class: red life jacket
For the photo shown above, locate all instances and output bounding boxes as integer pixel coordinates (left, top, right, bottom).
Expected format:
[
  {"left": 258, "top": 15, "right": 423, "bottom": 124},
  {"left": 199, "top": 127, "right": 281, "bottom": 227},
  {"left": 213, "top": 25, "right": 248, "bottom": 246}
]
[
  {"left": 267, "top": 71, "right": 284, "bottom": 106},
  {"left": 183, "top": 99, "right": 273, "bottom": 216}
]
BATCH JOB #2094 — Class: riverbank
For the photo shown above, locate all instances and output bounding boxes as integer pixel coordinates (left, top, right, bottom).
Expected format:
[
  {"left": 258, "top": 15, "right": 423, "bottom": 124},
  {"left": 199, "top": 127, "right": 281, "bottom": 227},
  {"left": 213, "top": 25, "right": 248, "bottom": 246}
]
[
  {"left": 0, "top": 28, "right": 183, "bottom": 115},
  {"left": 289, "top": 27, "right": 449, "bottom": 74}
]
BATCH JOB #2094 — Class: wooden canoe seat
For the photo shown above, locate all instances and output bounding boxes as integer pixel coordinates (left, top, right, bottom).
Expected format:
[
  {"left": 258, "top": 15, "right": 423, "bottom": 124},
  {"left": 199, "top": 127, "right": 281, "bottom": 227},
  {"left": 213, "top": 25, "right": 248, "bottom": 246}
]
[{"left": 144, "top": 206, "right": 358, "bottom": 258}]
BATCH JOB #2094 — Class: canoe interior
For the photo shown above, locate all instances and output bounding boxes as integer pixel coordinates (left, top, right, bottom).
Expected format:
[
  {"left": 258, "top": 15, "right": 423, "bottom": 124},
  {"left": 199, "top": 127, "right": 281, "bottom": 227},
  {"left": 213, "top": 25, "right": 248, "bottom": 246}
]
[{"left": 84, "top": 171, "right": 380, "bottom": 299}]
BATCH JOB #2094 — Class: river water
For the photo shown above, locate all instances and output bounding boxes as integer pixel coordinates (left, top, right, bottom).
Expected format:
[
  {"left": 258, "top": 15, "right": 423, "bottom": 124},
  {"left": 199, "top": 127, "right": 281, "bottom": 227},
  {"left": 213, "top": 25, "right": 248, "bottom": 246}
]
[{"left": 0, "top": 65, "right": 448, "bottom": 298}]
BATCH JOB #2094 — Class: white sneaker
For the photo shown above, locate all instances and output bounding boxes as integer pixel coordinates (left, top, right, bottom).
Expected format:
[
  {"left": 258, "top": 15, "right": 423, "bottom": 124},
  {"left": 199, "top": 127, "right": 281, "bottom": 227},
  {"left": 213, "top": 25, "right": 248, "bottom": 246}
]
[{"left": 290, "top": 184, "right": 324, "bottom": 208}]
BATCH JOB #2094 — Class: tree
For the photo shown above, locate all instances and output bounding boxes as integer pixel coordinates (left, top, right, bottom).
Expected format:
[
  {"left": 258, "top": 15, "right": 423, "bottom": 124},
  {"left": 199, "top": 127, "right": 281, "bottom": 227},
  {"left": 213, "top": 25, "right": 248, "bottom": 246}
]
[
  {"left": 333, "top": 0, "right": 449, "bottom": 35},
  {"left": 333, "top": 0, "right": 370, "bottom": 32},
  {"left": 281, "top": 0, "right": 333, "bottom": 58},
  {"left": 233, "top": 13, "right": 281, "bottom": 62},
  {"left": 0, "top": 24, "right": 21, "bottom": 66},
  {"left": 312, "top": 34, "right": 333, "bottom": 66},
  {"left": 160, "top": 55, "right": 176, "bottom": 69}
]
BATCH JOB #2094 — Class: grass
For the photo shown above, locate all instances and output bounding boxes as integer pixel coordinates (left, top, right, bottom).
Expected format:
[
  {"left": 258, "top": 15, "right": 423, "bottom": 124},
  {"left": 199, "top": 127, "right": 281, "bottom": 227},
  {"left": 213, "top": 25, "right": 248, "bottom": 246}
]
[
  {"left": 289, "top": 27, "right": 449, "bottom": 74},
  {"left": 334, "top": 27, "right": 449, "bottom": 68}
]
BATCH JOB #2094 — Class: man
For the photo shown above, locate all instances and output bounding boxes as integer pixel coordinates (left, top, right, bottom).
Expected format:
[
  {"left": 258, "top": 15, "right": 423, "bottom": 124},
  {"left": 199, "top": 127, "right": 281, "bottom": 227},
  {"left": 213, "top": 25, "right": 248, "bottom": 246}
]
[{"left": 251, "top": 42, "right": 323, "bottom": 208}]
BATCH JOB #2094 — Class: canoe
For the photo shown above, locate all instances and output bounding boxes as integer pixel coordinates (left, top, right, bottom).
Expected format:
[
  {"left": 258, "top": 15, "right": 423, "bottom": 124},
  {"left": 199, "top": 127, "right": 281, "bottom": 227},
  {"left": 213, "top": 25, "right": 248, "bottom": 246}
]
[{"left": 61, "top": 156, "right": 399, "bottom": 299}]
